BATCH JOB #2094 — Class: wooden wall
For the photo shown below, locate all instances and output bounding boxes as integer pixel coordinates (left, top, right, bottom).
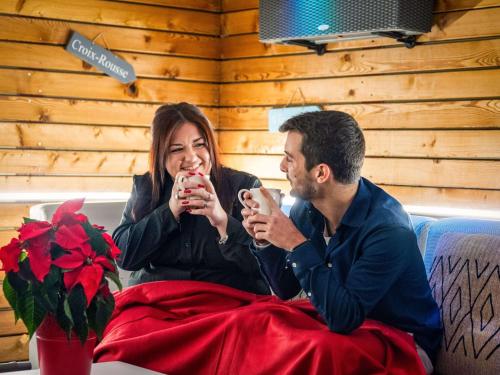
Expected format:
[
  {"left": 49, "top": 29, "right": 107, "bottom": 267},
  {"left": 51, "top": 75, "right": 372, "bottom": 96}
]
[
  {"left": 0, "top": 0, "right": 220, "bottom": 363},
  {"left": 218, "top": 0, "right": 500, "bottom": 209}
]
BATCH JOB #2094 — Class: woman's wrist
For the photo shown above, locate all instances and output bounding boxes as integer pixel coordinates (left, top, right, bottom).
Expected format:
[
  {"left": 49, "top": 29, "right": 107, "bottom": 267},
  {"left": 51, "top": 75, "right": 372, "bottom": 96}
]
[{"left": 214, "top": 213, "right": 229, "bottom": 237}]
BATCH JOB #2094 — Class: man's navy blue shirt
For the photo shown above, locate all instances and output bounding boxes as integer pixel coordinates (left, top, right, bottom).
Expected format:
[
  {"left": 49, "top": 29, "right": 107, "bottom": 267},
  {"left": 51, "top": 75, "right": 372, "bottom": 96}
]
[{"left": 253, "top": 178, "right": 442, "bottom": 362}]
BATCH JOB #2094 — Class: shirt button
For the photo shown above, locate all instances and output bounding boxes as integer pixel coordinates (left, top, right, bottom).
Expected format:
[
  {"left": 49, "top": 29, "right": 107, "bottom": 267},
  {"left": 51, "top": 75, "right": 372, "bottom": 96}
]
[
  {"left": 292, "top": 262, "right": 297, "bottom": 268},
  {"left": 327, "top": 262, "right": 333, "bottom": 268}
]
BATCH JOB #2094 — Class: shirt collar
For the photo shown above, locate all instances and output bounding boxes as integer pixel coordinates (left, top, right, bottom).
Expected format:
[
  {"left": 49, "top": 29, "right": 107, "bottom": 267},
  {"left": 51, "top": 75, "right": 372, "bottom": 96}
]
[{"left": 305, "top": 178, "right": 371, "bottom": 228}]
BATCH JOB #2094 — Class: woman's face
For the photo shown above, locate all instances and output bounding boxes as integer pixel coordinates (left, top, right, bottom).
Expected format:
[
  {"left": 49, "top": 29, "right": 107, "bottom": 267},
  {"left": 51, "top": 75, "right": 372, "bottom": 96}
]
[{"left": 165, "top": 122, "right": 212, "bottom": 179}]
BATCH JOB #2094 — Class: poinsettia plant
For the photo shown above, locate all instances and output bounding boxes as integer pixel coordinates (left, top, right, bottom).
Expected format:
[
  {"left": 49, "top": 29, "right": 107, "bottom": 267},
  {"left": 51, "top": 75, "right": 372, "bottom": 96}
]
[{"left": 0, "top": 199, "right": 122, "bottom": 343}]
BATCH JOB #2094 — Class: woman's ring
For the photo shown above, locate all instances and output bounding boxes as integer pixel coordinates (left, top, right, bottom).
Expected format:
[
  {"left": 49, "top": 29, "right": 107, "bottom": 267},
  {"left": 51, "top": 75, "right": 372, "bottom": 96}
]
[
  {"left": 204, "top": 202, "right": 208, "bottom": 208},
  {"left": 175, "top": 192, "right": 180, "bottom": 200}
]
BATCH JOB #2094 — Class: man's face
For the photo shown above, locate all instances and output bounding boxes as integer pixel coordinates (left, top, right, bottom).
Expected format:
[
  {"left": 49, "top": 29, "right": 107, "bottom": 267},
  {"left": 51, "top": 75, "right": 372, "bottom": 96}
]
[{"left": 280, "top": 131, "right": 317, "bottom": 200}]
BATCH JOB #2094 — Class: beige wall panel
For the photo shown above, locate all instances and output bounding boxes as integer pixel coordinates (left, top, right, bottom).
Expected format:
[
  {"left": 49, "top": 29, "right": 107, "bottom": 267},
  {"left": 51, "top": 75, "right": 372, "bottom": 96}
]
[
  {"left": 260, "top": 179, "right": 500, "bottom": 209},
  {"left": 222, "top": 7, "right": 500, "bottom": 38},
  {"left": 0, "top": 150, "right": 148, "bottom": 176},
  {"left": 221, "top": 39, "right": 500, "bottom": 82},
  {"left": 0, "top": 230, "right": 18, "bottom": 247},
  {"left": 0, "top": 310, "right": 27, "bottom": 336},
  {"left": 0, "top": 42, "right": 219, "bottom": 82},
  {"left": 0, "top": 97, "right": 218, "bottom": 128},
  {"left": 0, "top": 334, "right": 29, "bottom": 362},
  {"left": 0, "top": 0, "right": 219, "bottom": 35},
  {"left": 220, "top": 155, "right": 500, "bottom": 189},
  {"left": 1, "top": 123, "right": 151, "bottom": 151},
  {"left": 0, "top": 281, "right": 8, "bottom": 307},
  {"left": 0, "top": 204, "right": 30, "bottom": 228},
  {"left": 0, "top": 176, "right": 133, "bottom": 193},
  {"left": 0, "top": 69, "right": 219, "bottom": 106},
  {"left": 218, "top": 130, "right": 500, "bottom": 159},
  {"left": 221, "top": 7, "right": 500, "bottom": 58},
  {"left": 120, "top": 0, "right": 219, "bottom": 11},
  {"left": 222, "top": 0, "right": 500, "bottom": 12},
  {"left": 218, "top": 100, "right": 500, "bottom": 130},
  {"left": 220, "top": 70, "right": 500, "bottom": 106},
  {"left": 0, "top": 16, "right": 220, "bottom": 58}
]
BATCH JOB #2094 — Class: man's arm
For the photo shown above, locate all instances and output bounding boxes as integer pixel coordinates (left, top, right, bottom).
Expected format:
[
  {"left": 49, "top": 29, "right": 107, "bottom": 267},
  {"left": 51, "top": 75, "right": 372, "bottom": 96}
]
[{"left": 289, "top": 226, "right": 413, "bottom": 333}]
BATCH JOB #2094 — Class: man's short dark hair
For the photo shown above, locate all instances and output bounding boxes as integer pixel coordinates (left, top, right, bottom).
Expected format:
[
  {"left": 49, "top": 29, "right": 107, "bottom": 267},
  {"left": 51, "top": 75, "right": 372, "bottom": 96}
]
[{"left": 279, "top": 111, "right": 365, "bottom": 184}]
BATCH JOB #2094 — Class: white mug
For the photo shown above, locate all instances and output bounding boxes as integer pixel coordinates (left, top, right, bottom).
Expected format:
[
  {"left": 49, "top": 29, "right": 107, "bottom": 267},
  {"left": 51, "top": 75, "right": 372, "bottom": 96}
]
[
  {"left": 238, "top": 188, "right": 281, "bottom": 215},
  {"left": 178, "top": 174, "right": 207, "bottom": 200}
]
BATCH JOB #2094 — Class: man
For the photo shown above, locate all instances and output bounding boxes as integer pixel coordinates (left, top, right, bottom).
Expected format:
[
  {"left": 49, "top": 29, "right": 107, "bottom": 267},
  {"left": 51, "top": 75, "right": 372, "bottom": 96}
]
[{"left": 242, "top": 111, "right": 442, "bottom": 373}]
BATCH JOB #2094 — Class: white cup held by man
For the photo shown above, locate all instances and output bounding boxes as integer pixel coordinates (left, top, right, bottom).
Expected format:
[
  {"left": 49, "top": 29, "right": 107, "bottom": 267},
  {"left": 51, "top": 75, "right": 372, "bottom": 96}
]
[{"left": 238, "top": 188, "right": 281, "bottom": 215}]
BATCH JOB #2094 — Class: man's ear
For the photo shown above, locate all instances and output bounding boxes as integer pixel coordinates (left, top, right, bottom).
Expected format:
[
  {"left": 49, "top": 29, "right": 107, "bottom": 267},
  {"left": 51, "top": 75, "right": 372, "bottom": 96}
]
[{"left": 315, "top": 164, "right": 331, "bottom": 184}]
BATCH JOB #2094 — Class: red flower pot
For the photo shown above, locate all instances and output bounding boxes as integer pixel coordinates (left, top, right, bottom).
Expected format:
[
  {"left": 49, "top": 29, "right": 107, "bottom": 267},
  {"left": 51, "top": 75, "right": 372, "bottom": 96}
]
[{"left": 36, "top": 315, "right": 97, "bottom": 375}]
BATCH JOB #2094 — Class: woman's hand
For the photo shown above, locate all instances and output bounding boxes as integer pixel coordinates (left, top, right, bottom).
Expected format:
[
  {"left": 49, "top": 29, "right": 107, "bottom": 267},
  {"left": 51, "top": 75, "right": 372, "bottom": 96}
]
[{"left": 169, "top": 171, "right": 197, "bottom": 220}]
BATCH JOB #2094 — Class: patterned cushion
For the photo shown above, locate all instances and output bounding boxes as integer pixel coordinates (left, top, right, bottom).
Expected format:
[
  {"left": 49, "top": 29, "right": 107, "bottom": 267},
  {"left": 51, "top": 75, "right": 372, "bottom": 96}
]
[{"left": 428, "top": 233, "right": 500, "bottom": 375}]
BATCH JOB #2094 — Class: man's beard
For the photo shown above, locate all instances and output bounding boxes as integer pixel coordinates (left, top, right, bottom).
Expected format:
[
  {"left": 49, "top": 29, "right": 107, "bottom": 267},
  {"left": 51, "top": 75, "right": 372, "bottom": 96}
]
[{"left": 289, "top": 175, "right": 317, "bottom": 201}]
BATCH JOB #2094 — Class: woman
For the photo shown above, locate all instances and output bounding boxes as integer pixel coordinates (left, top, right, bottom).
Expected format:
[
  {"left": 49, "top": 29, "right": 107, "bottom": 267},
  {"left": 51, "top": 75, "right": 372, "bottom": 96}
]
[{"left": 113, "top": 103, "right": 270, "bottom": 295}]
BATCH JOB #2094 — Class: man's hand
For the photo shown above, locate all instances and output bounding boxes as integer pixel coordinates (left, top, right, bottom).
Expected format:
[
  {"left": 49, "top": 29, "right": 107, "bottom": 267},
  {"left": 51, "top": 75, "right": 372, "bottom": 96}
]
[{"left": 247, "top": 187, "right": 306, "bottom": 251}]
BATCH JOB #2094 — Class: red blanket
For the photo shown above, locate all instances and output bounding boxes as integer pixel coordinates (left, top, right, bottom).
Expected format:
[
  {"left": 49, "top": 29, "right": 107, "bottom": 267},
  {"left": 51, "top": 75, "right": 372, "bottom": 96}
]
[{"left": 94, "top": 281, "right": 425, "bottom": 375}]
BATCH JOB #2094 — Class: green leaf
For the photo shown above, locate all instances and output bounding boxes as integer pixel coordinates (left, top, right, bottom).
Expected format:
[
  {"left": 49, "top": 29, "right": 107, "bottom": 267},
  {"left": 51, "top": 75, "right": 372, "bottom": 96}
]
[
  {"left": 105, "top": 270, "right": 122, "bottom": 291},
  {"left": 91, "top": 296, "right": 115, "bottom": 341},
  {"left": 22, "top": 217, "right": 39, "bottom": 224},
  {"left": 68, "top": 285, "right": 88, "bottom": 344},
  {"left": 55, "top": 297, "right": 74, "bottom": 340},
  {"left": 82, "top": 222, "right": 107, "bottom": 256},
  {"left": 16, "top": 284, "right": 47, "bottom": 338},
  {"left": 3, "top": 275, "right": 19, "bottom": 321}
]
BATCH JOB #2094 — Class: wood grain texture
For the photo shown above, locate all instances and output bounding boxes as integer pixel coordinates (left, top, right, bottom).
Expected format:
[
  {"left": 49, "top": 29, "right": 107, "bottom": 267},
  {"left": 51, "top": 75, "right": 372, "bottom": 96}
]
[
  {"left": 218, "top": 100, "right": 500, "bottom": 130},
  {"left": 220, "top": 70, "right": 500, "bottom": 106},
  {"left": 0, "top": 230, "right": 18, "bottom": 247},
  {"left": 0, "top": 150, "right": 148, "bottom": 175},
  {"left": 0, "top": 334, "right": 29, "bottom": 362},
  {"left": 218, "top": 130, "right": 500, "bottom": 158},
  {"left": 0, "top": 0, "right": 219, "bottom": 35},
  {"left": 221, "top": 39, "right": 500, "bottom": 82},
  {"left": 0, "top": 204, "right": 31, "bottom": 228},
  {"left": 221, "top": 7, "right": 500, "bottom": 58},
  {"left": 221, "top": 0, "right": 500, "bottom": 12},
  {"left": 259, "top": 179, "right": 500, "bottom": 209},
  {"left": 0, "top": 310, "right": 27, "bottom": 336},
  {"left": 0, "top": 176, "right": 133, "bottom": 192},
  {"left": 1, "top": 123, "right": 151, "bottom": 151},
  {"left": 0, "top": 41, "right": 219, "bottom": 82},
  {"left": 0, "top": 96, "right": 219, "bottom": 128},
  {"left": 119, "top": 0, "right": 220, "bottom": 12},
  {"left": 0, "top": 16, "right": 220, "bottom": 58},
  {"left": 221, "top": 155, "right": 500, "bottom": 189},
  {"left": 0, "top": 69, "right": 219, "bottom": 106}
]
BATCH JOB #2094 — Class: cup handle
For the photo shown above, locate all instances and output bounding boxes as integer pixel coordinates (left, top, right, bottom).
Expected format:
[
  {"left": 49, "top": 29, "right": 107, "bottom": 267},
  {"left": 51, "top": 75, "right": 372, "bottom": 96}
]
[{"left": 237, "top": 189, "right": 251, "bottom": 208}]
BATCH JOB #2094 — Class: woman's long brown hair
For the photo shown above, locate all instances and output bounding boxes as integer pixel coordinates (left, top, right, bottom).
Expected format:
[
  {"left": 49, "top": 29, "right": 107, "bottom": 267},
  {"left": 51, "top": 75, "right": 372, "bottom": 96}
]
[{"left": 132, "top": 103, "right": 230, "bottom": 221}]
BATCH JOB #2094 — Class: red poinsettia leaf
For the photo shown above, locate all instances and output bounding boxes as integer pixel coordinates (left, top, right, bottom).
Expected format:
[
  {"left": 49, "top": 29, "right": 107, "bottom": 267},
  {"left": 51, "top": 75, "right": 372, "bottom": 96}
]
[
  {"left": 55, "top": 224, "right": 89, "bottom": 250},
  {"left": 52, "top": 252, "right": 85, "bottom": 270},
  {"left": 0, "top": 238, "right": 22, "bottom": 273},
  {"left": 102, "top": 233, "right": 121, "bottom": 259},
  {"left": 18, "top": 221, "right": 52, "bottom": 242},
  {"left": 77, "top": 264, "right": 103, "bottom": 307},
  {"left": 28, "top": 244, "right": 52, "bottom": 282},
  {"left": 94, "top": 255, "right": 115, "bottom": 271},
  {"left": 93, "top": 224, "right": 105, "bottom": 231},
  {"left": 51, "top": 199, "right": 85, "bottom": 226},
  {"left": 63, "top": 267, "right": 81, "bottom": 291}
]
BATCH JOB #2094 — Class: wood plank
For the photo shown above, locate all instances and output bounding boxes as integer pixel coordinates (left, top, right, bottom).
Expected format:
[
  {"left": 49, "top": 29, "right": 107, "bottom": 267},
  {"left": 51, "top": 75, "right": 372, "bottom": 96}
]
[
  {"left": 221, "top": 7, "right": 500, "bottom": 58},
  {"left": 0, "top": 204, "right": 30, "bottom": 228},
  {"left": 222, "top": 0, "right": 500, "bottom": 12},
  {"left": 218, "top": 100, "right": 500, "bottom": 130},
  {"left": 0, "top": 230, "right": 18, "bottom": 247},
  {"left": 119, "top": 0, "right": 219, "bottom": 12},
  {"left": 0, "top": 334, "right": 29, "bottom": 362},
  {"left": 220, "top": 70, "right": 500, "bottom": 106},
  {"left": 259, "top": 179, "right": 500, "bottom": 210},
  {"left": 0, "top": 96, "right": 219, "bottom": 128},
  {"left": 0, "top": 150, "right": 148, "bottom": 176},
  {"left": 0, "top": 69, "right": 219, "bottom": 106},
  {"left": 0, "top": 310, "right": 27, "bottom": 336},
  {"left": 0, "top": 176, "right": 133, "bottom": 193},
  {"left": 0, "top": 42, "right": 219, "bottom": 82},
  {"left": 0, "top": 0, "right": 219, "bottom": 35},
  {"left": 221, "top": 39, "right": 500, "bottom": 82},
  {"left": 1, "top": 123, "right": 151, "bottom": 151},
  {"left": 220, "top": 155, "right": 500, "bottom": 189},
  {"left": 221, "top": 7, "right": 500, "bottom": 37},
  {"left": 0, "top": 16, "right": 220, "bottom": 59},
  {"left": 0, "top": 281, "right": 9, "bottom": 307},
  {"left": 218, "top": 130, "right": 500, "bottom": 159}
]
